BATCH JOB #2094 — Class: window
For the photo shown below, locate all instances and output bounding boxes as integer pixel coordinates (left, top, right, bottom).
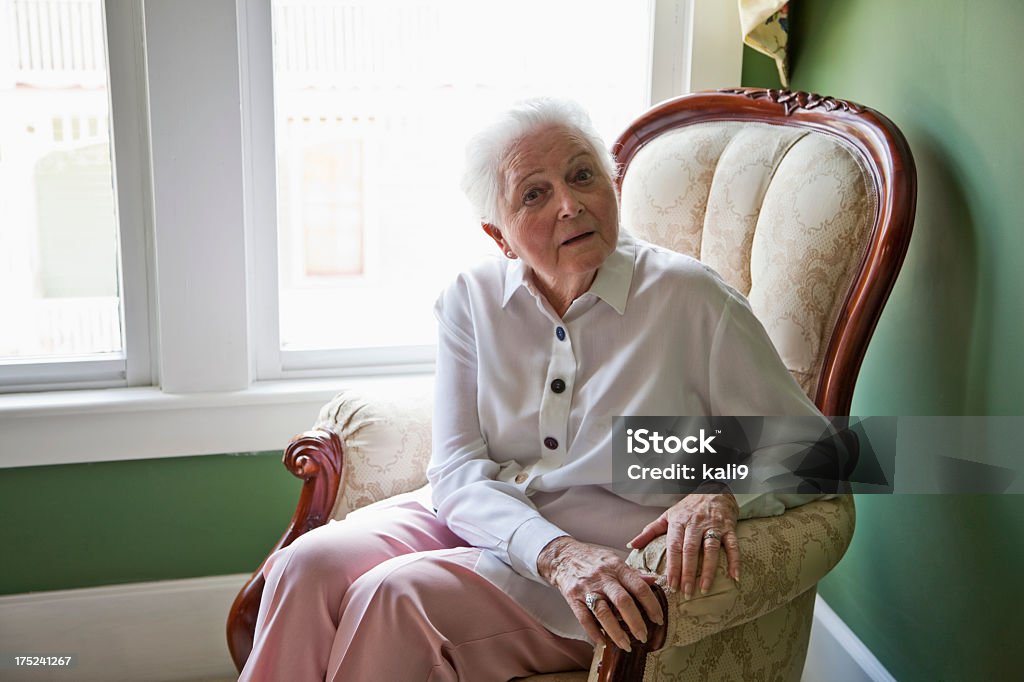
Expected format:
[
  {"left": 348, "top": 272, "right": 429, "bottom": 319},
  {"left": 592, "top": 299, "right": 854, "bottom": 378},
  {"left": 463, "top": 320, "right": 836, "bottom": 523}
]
[
  {"left": 0, "top": 0, "right": 151, "bottom": 391},
  {"left": 0, "top": 0, "right": 739, "bottom": 397},
  {"left": 262, "top": 0, "right": 654, "bottom": 372},
  {"left": 1, "top": 0, "right": 741, "bottom": 464}
]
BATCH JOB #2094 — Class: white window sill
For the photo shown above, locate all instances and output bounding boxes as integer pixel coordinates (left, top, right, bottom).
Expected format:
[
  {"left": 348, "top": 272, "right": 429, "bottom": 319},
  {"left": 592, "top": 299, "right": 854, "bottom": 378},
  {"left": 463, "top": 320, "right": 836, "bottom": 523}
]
[{"left": 0, "top": 373, "right": 435, "bottom": 469}]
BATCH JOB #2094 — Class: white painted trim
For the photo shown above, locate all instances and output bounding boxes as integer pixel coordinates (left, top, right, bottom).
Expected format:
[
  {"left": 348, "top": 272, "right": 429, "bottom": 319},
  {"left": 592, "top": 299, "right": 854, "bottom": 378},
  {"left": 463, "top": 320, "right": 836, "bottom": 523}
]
[
  {"left": 280, "top": 345, "right": 435, "bottom": 373},
  {"left": 144, "top": 0, "right": 252, "bottom": 393},
  {"left": 0, "top": 355, "right": 126, "bottom": 393},
  {"left": 237, "top": 0, "right": 283, "bottom": 383},
  {"left": 803, "top": 595, "right": 897, "bottom": 682},
  {"left": 0, "top": 574, "right": 248, "bottom": 682},
  {"left": 105, "top": 0, "right": 156, "bottom": 389},
  {"left": 0, "top": 578, "right": 892, "bottom": 682},
  {"left": 649, "top": 0, "right": 694, "bottom": 103},
  {"left": 0, "top": 373, "right": 434, "bottom": 468},
  {"left": 649, "top": 0, "right": 743, "bottom": 104}
]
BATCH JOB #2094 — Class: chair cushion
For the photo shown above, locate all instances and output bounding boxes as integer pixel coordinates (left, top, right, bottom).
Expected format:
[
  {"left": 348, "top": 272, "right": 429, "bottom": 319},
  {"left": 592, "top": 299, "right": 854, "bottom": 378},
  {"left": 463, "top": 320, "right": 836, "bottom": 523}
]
[{"left": 620, "top": 122, "right": 877, "bottom": 395}]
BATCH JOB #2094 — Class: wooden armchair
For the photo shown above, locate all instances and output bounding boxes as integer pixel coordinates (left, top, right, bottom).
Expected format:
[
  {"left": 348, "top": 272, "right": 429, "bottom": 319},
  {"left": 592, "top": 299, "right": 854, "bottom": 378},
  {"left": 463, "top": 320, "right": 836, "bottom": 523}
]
[{"left": 227, "top": 88, "right": 916, "bottom": 681}]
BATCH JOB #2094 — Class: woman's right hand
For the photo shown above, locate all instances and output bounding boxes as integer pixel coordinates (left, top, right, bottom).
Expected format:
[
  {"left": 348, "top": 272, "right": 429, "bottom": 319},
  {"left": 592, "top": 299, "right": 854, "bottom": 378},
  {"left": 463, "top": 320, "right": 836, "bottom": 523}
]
[{"left": 537, "top": 536, "right": 664, "bottom": 652}]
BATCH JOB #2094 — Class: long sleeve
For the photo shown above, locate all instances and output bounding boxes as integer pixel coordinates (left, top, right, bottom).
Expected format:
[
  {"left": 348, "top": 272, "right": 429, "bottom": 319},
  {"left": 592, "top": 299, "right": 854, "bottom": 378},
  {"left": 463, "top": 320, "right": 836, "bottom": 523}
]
[
  {"left": 428, "top": 277, "right": 568, "bottom": 584},
  {"left": 708, "top": 293, "right": 839, "bottom": 520}
]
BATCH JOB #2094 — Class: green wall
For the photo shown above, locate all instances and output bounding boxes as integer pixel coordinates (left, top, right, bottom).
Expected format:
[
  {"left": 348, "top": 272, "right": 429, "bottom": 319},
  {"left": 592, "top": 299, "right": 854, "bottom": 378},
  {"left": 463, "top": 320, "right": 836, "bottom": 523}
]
[
  {"left": 0, "top": 453, "right": 300, "bottom": 594},
  {"left": 744, "top": 1, "right": 1023, "bottom": 679}
]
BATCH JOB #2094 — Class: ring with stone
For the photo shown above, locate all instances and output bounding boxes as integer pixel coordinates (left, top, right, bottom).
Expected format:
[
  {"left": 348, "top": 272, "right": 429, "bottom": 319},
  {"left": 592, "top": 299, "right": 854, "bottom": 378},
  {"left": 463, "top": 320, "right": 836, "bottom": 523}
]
[
  {"left": 585, "top": 592, "right": 605, "bottom": 612},
  {"left": 703, "top": 529, "right": 722, "bottom": 543}
]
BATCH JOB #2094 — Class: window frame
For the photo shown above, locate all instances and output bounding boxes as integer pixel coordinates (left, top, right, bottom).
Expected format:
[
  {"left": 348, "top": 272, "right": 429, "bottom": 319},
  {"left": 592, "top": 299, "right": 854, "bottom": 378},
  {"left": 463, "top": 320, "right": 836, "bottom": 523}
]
[{"left": 0, "top": 0, "right": 154, "bottom": 393}]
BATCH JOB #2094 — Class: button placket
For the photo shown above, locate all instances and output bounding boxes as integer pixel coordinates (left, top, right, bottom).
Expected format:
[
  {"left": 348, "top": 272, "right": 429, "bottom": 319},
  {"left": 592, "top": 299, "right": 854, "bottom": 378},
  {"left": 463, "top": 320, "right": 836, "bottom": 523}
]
[{"left": 537, "top": 323, "right": 574, "bottom": 472}]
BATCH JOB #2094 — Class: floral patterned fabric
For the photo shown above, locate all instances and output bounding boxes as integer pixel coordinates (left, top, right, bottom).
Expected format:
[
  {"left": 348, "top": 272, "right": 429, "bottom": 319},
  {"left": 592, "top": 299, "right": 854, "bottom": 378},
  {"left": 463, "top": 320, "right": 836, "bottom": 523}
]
[
  {"left": 620, "top": 122, "right": 875, "bottom": 397},
  {"left": 637, "top": 589, "right": 817, "bottom": 682},
  {"left": 625, "top": 498, "right": 855, "bottom": 645},
  {"left": 313, "top": 383, "right": 434, "bottom": 521},
  {"left": 740, "top": 0, "right": 791, "bottom": 85}
]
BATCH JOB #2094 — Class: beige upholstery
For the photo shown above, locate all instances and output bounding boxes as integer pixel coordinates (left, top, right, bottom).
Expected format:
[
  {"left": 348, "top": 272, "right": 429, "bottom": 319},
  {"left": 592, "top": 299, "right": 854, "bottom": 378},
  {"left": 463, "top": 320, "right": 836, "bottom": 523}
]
[
  {"left": 636, "top": 589, "right": 817, "bottom": 682},
  {"left": 313, "top": 382, "right": 433, "bottom": 521},
  {"left": 621, "top": 122, "right": 876, "bottom": 394},
  {"left": 306, "top": 119, "right": 868, "bottom": 680},
  {"left": 621, "top": 500, "right": 853, "bottom": 682}
]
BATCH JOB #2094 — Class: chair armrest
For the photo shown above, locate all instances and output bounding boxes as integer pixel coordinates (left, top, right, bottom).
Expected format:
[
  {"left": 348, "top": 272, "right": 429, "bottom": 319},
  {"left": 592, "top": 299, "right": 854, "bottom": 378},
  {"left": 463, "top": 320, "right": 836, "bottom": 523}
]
[
  {"left": 313, "top": 383, "right": 434, "bottom": 520},
  {"left": 626, "top": 495, "right": 855, "bottom": 649},
  {"left": 227, "top": 382, "right": 434, "bottom": 671}
]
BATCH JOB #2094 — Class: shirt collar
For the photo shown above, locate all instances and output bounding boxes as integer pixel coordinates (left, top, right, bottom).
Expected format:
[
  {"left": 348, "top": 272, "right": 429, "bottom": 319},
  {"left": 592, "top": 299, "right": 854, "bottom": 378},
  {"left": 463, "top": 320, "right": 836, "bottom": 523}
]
[{"left": 501, "top": 232, "right": 636, "bottom": 315}]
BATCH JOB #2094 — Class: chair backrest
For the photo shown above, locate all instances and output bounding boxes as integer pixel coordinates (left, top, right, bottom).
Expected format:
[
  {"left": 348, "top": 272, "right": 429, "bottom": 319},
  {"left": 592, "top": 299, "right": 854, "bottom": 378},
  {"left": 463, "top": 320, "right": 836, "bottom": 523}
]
[{"left": 615, "top": 88, "right": 916, "bottom": 416}]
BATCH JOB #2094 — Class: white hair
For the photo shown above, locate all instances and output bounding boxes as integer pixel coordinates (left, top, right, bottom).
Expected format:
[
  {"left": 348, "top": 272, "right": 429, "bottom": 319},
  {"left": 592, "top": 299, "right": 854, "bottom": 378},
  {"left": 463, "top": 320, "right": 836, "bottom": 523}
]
[{"left": 460, "top": 98, "right": 618, "bottom": 227}]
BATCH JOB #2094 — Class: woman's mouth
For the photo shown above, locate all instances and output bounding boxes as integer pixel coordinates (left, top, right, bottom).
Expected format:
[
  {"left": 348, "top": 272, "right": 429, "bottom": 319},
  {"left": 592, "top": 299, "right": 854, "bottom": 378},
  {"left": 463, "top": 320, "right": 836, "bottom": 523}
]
[{"left": 561, "top": 231, "right": 595, "bottom": 246}]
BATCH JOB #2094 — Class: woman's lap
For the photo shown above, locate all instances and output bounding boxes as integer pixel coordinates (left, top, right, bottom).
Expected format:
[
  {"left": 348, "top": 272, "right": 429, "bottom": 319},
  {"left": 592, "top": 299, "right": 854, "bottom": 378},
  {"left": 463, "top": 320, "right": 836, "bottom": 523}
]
[
  {"left": 328, "top": 546, "right": 592, "bottom": 680},
  {"left": 241, "top": 500, "right": 592, "bottom": 681},
  {"left": 260, "top": 498, "right": 465, "bottom": 596}
]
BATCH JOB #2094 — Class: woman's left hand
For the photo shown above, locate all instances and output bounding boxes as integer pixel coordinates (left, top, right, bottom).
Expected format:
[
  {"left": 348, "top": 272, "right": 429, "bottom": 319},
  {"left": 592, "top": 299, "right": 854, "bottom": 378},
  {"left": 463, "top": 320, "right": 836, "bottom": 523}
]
[{"left": 627, "top": 488, "right": 741, "bottom": 599}]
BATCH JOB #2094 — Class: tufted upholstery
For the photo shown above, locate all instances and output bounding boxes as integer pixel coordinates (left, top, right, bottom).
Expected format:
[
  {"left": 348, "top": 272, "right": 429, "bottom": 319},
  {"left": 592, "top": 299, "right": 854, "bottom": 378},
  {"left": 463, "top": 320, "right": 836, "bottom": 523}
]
[{"left": 621, "top": 122, "right": 876, "bottom": 395}]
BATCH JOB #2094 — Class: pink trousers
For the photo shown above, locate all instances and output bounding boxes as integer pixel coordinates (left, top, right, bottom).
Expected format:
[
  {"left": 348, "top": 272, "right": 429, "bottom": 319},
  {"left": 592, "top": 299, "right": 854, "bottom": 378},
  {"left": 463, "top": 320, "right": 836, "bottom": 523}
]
[{"left": 238, "top": 498, "right": 593, "bottom": 681}]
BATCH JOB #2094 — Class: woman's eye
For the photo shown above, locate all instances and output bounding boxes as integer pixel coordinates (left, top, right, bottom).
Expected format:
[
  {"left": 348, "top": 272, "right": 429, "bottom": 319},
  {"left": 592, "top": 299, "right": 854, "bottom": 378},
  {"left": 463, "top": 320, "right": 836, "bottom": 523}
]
[
  {"left": 523, "top": 188, "right": 543, "bottom": 204},
  {"left": 574, "top": 168, "right": 594, "bottom": 182}
]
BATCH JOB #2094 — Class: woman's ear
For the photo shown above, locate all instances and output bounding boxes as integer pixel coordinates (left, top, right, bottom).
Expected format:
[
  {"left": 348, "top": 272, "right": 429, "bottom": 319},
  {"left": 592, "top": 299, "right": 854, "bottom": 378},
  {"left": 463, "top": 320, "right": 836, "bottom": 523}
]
[
  {"left": 482, "top": 222, "right": 503, "bottom": 247},
  {"left": 482, "top": 223, "right": 516, "bottom": 259}
]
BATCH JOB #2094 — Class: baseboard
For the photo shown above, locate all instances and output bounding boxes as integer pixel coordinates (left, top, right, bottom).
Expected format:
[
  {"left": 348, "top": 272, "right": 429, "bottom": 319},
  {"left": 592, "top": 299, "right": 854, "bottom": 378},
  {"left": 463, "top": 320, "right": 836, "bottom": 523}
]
[
  {"left": 1, "top": 576, "right": 894, "bottom": 682},
  {"left": 0, "top": 574, "right": 249, "bottom": 682},
  {"left": 803, "top": 595, "right": 897, "bottom": 682}
]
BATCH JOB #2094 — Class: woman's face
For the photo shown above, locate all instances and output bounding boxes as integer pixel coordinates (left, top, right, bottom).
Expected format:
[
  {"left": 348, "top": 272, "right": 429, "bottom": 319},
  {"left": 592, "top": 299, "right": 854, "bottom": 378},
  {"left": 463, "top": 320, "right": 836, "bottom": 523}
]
[{"left": 486, "top": 124, "right": 619, "bottom": 297}]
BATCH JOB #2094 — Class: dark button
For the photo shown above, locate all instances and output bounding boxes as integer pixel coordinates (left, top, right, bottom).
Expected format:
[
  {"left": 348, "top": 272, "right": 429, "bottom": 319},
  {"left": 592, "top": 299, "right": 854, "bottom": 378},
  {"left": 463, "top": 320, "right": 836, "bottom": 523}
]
[
  {"left": 555, "top": 326, "right": 566, "bottom": 341},
  {"left": 544, "top": 437, "right": 559, "bottom": 450},
  {"left": 550, "top": 378, "right": 566, "bottom": 394}
]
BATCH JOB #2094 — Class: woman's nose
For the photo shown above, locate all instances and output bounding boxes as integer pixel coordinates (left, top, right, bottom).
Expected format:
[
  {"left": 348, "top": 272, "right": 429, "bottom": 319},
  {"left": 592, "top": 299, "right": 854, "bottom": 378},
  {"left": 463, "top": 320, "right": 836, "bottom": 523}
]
[{"left": 556, "top": 186, "right": 584, "bottom": 220}]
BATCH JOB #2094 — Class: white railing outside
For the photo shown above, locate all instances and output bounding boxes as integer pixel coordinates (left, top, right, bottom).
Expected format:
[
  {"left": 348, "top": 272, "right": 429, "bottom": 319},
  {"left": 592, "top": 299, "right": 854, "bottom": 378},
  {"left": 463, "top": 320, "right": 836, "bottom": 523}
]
[
  {"left": 269, "top": 0, "right": 590, "bottom": 91},
  {"left": 1, "top": 0, "right": 106, "bottom": 88}
]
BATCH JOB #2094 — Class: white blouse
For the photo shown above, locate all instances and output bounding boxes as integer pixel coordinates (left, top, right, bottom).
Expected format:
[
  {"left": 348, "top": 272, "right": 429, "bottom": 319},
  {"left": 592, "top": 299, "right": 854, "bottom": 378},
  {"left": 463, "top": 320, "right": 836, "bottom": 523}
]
[{"left": 428, "top": 233, "right": 832, "bottom": 640}]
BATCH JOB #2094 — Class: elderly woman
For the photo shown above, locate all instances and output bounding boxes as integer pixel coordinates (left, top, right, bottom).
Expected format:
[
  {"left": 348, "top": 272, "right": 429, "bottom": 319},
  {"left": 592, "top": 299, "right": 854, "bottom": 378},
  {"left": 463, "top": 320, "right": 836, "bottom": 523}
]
[{"left": 240, "top": 98, "right": 832, "bottom": 681}]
